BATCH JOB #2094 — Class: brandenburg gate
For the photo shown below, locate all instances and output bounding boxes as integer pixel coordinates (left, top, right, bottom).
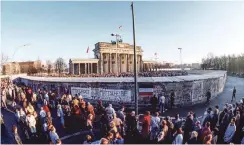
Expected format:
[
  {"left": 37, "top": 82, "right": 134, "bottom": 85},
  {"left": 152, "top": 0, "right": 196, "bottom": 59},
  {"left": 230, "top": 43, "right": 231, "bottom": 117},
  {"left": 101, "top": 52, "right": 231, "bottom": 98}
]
[{"left": 69, "top": 42, "right": 155, "bottom": 75}]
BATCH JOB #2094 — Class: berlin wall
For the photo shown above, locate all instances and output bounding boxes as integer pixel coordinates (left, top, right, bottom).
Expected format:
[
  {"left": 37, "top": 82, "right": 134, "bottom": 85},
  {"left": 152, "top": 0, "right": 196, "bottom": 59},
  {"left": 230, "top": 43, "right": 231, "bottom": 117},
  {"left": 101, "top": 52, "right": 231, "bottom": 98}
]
[{"left": 16, "top": 71, "right": 227, "bottom": 107}]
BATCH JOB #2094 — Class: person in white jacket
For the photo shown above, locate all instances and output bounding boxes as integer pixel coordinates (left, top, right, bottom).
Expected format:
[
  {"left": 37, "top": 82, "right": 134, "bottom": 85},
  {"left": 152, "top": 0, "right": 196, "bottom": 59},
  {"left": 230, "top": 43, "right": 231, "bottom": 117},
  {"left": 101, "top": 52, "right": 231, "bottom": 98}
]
[
  {"left": 105, "top": 104, "right": 115, "bottom": 121},
  {"left": 39, "top": 107, "right": 46, "bottom": 124},
  {"left": 26, "top": 114, "right": 37, "bottom": 137},
  {"left": 224, "top": 118, "right": 236, "bottom": 143},
  {"left": 172, "top": 128, "right": 183, "bottom": 145},
  {"left": 159, "top": 94, "right": 166, "bottom": 113},
  {"left": 57, "top": 104, "right": 65, "bottom": 128}
]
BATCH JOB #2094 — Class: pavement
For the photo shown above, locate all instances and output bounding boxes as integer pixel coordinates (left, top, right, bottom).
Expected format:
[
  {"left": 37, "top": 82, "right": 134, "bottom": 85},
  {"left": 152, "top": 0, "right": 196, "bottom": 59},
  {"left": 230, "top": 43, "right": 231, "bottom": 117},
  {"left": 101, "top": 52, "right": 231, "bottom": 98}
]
[{"left": 1, "top": 76, "right": 244, "bottom": 144}]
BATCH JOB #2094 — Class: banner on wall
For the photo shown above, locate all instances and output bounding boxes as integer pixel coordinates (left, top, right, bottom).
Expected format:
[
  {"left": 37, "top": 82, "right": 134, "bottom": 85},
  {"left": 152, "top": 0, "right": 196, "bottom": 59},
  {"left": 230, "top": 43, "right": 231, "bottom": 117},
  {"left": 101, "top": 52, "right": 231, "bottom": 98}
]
[{"left": 70, "top": 87, "right": 132, "bottom": 102}]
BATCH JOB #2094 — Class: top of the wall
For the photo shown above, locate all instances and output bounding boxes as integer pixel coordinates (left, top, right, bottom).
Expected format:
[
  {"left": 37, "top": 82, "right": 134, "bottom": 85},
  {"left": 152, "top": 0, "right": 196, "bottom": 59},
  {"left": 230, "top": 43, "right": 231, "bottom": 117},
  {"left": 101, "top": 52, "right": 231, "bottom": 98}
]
[{"left": 18, "top": 71, "right": 227, "bottom": 83}]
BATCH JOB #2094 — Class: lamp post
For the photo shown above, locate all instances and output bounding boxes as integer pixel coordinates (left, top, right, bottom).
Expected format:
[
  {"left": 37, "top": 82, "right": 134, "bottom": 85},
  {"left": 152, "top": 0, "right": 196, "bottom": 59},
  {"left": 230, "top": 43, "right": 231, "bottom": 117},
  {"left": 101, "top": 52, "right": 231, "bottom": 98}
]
[
  {"left": 111, "top": 33, "right": 120, "bottom": 75},
  {"left": 131, "top": 2, "right": 138, "bottom": 115},
  {"left": 9, "top": 44, "right": 30, "bottom": 79},
  {"left": 11, "top": 44, "right": 31, "bottom": 60},
  {"left": 178, "top": 48, "right": 183, "bottom": 70}
]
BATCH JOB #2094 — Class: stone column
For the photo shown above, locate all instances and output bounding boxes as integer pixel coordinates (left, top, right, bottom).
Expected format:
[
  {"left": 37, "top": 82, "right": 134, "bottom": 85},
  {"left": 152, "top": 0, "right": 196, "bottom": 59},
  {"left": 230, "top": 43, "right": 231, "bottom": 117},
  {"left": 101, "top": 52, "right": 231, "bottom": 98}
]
[
  {"left": 72, "top": 64, "right": 74, "bottom": 74},
  {"left": 96, "top": 63, "right": 99, "bottom": 73},
  {"left": 91, "top": 63, "right": 93, "bottom": 74},
  {"left": 89, "top": 63, "right": 91, "bottom": 74},
  {"left": 127, "top": 54, "right": 129, "bottom": 72},
  {"left": 109, "top": 53, "right": 112, "bottom": 73},
  {"left": 132, "top": 54, "right": 134, "bottom": 72},
  {"left": 119, "top": 54, "right": 121, "bottom": 72},
  {"left": 85, "top": 63, "right": 87, "bottom": 74},
  {"left": 140, "top": 55, "right": 143, "bottom": 72},
  {"left": 116, "top": 53, "right": 118, "bottom": 73},
  {"left": 78, "top": 63, "right": 80, "bottom": 75},
  {"left": 100, "top": 53, "right": 103, "bottom": 74}
]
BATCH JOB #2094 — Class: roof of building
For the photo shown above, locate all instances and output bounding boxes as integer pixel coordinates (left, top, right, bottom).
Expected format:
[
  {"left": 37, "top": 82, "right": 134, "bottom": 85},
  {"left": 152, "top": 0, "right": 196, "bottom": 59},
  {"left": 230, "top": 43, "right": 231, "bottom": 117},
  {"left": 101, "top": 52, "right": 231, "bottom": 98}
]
[{"left": 70, "top": 58, "right": 99, "bottom": 63}]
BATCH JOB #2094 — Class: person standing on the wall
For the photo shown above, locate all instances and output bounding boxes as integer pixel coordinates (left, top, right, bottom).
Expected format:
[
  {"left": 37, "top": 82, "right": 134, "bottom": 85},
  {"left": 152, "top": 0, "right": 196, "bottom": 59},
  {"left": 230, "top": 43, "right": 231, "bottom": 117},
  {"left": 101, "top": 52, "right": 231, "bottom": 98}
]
[
  {"left": 150, "top": 95, "right": 158, "bottom": 114},
  {"left": 159, "top": 93, "right": 165, "bottom": 113},
  {"left": 170, "top": 91, "right": 175, "bottom": 109},
  {"left": 231, "top": 87, "right": 236, "bottom": 102}
]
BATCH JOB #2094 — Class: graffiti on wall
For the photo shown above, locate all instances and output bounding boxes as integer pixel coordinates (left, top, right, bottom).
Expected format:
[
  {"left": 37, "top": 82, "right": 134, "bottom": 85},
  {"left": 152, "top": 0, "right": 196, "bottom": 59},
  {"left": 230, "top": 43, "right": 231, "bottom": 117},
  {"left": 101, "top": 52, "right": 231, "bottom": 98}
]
[
  {"left": 70, "top": 87, "right": 132, "bottom": 102},
  {"left": 192, "top": 81, "right": 203, "bottom": 102},
  {"left": 18, "top": 73, "right": 227, "bottom": 106}
]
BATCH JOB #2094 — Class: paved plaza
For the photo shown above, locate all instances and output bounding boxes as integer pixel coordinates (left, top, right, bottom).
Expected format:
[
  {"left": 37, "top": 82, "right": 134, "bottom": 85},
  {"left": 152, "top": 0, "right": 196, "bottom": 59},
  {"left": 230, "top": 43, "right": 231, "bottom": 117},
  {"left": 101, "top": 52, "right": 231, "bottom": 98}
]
[{"left": 1, "top": 76, "right": 243, "bottom": 144}]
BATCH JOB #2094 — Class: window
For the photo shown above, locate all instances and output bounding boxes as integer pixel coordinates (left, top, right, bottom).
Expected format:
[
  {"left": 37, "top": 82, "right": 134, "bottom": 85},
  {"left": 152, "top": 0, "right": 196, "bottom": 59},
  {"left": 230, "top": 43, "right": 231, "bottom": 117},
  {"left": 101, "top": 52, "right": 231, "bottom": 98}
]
[
  {"left": 104, "top": 56, "right": 106, "bottom": 59},
  {"left": 104, "top": 61, "right": 107, "bottom": 64},
  {"left": 112, "top": 56, "right": 114, "bottom": 59},
  {"left": 122, "top": 61, "right": 124, "bottom": 64},
  {"left": 130, "top": 61, "right": 132, "bottom": 64},
  {"left": 122, "top": 56, "right": 124, "bottom": 59},
  {"left": 112, "top": 61, "right": 115, "bottom": 64}
]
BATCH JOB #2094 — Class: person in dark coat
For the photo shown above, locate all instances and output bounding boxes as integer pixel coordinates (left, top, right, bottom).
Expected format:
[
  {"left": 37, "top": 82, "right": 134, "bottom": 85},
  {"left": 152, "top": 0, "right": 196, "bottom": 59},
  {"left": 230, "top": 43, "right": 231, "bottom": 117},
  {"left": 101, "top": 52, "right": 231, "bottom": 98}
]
[
  {"left": 183, "top": 114, "right": 194, "bottom": 143},
  {"left": 211, "top": 109, "right": 219, "bottom": 130},
  {"left": 125, "top": 111, "right": 138, "bottom": 144},
  {"left": 203, "top": 108, "right": 212, "bottom": 127},
  {"left": 218, "top": 108, "right": 229, "bottom": 144},
  {"left": 231, "top": 86, "right": 236, "bottom": 102},
  {"left": 206, "top": 90, "right": 211, "bottom": 105},
  {"left": 96, "top": 100, "right": 105, "bottom": 116},
  {"left": 150, "top": 95, "right": 158, "bottom": 113}
]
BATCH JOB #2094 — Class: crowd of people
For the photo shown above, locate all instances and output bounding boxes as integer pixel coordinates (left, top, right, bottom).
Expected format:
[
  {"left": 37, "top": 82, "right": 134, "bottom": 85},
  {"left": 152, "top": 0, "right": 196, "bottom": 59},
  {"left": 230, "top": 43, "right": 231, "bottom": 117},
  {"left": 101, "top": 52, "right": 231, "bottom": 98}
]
[
  {"left": 1, "top": 77, "right": 244, "bottom": 144},
  {"left": 30, "top": 70, "right": 188, "bottom": 78}
]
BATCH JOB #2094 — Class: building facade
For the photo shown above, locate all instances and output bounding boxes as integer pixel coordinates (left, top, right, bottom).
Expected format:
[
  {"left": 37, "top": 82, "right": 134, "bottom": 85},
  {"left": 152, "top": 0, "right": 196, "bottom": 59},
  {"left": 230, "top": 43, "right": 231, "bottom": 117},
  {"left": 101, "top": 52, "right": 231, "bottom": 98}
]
[
  {"left": 3, "top": 61, "right": 42, "bottom": 75},
  {"left": 69, "top": 42, "right": 147, "bottom": 75}
]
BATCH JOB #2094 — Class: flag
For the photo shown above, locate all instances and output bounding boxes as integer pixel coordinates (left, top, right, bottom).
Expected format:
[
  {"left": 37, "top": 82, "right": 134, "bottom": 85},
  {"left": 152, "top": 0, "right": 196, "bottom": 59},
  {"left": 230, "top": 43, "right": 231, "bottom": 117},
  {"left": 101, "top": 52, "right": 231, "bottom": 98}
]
[
  {"left": 119, "top": 25, "right": 122, "bottom": 30},
  {"left": 86, "top": 47, "right": 89, "bottom": 53},
  {"left": 154, "top": 52, "right": 157, "bottom": 56}
]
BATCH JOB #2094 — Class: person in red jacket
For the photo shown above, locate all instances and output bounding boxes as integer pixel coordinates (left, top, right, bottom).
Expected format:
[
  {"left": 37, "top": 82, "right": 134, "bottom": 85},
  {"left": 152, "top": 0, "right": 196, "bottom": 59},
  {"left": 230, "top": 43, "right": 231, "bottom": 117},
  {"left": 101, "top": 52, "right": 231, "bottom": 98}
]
[
  {"left": 141, "top": 111, "right": 151, "bottom": 141},
  {"left": 200, "top": 122, "right": 212, "bottom": 142}
]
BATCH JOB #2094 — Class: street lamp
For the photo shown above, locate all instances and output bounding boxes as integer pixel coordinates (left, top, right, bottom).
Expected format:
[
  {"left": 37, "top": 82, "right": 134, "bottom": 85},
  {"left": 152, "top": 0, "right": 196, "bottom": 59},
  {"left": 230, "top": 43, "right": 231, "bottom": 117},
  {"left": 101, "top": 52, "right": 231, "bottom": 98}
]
[
  {"left": 131, "top": 2, "right": 138, "bottom": 115},
  {"left": 178, "top": 48, "right": 183, "bottom": 70},
  {"left": 8, "top": 44, "right": 30, "bottom": 79},
  {"left": 11, "top": 44, "right": 31, "bottom": 60}
]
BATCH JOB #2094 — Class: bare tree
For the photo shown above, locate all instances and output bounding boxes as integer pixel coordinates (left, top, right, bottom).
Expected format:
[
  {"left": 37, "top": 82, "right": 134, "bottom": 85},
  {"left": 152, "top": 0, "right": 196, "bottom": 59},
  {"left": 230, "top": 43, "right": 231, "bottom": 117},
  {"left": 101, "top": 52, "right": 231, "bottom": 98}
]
[
  {"left": 54, "top": 57, "right": 67, "bottom": 77},
  {"left": 202, "top": 53, "right": 244, "bottom": 76},
  {"left": 0, "top": 53, "right": 9, "bottom": 74},
  {"left": 46, "top": 60, "right": 53, "bottom": 74}
]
